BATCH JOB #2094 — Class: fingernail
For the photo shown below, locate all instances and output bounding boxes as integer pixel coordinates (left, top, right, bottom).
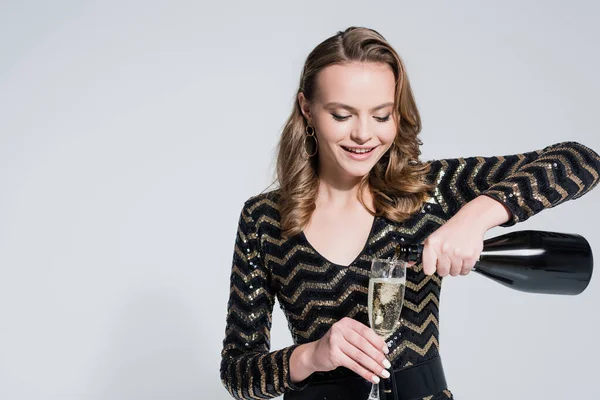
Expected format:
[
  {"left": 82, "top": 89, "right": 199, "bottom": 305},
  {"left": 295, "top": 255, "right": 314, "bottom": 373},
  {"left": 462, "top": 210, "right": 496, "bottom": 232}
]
[
  {"left": 381, "top": 369, "right": 390, "bottom": 378},
  {"left": 383, "top": 359, "right": 391, "bottom": 369},
  {"left": 382, "top": 345, "right": 389, "bottom": 354},
  {"left": 372, "top": 375, "right": 380, "bottom": 384}
]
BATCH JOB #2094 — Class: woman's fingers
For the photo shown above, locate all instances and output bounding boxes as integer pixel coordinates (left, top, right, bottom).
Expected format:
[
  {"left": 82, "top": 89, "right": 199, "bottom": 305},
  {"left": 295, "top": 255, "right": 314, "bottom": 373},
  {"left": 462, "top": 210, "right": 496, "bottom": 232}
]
[
  {"left": 435, "top": 242, "right": 452, "bottom": 277},
  {"left": 312, "top": 319, "right": 394, "bottom": 381},
  {"left": 422, "top": 241, "right": 437, "bottom": 276},
  {"left": 345, "top": 327, "right": 390, "bottom": 370},
  {"left": 325, "top": 318, "right": 391, "bottom": 382},
  {"left": 448, "top": 247, "right": 464, "bottom": 277},
  {"left": 338, "top": 350, "right": 383, "bottom": 384},
  {"left": 422, "top": 239, "right": 481, "bottom": 277},
  {"left": 461, "top": 253, "right": 479, "bottom": 275},
  {"left": 436, "top": 253, "right": 452, "bottom": 277},
  {"left": 339, "top": 338, "right": 390, "bottom": 383},
  {"left": 346, "top": 318, "right": 388, "bottom": 355}
]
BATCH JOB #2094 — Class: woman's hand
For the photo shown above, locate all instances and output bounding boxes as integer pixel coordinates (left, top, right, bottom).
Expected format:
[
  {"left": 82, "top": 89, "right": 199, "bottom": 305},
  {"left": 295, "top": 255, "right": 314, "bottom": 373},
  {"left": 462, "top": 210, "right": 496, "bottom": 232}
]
[
  {"left": 421, "top": 213, "right": 484, "bottom": 276},
  {"left": 297, "top": 317, "right": 391, "bottom": 384},
  {"left": 422, "top": 195, "right": 512, "bottom": 277}
]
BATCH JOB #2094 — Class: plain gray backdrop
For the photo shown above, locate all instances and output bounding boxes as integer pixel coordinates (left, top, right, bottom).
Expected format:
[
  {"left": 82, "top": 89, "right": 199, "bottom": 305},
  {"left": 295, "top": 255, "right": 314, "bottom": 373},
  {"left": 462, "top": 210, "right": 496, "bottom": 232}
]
[{"left": 1, "top": 1, "right": 599, "bottom": 399}]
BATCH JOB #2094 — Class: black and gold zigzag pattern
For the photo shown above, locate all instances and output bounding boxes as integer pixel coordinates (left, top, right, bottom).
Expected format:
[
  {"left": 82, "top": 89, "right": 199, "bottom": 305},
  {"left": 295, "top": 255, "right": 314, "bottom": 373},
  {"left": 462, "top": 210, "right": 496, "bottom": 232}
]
[
  {"left": 429, "top": 141, "right": 600, "bottom": 227},
  {"left": 220, "top": 141, "right": 600, "bottom": 400}
]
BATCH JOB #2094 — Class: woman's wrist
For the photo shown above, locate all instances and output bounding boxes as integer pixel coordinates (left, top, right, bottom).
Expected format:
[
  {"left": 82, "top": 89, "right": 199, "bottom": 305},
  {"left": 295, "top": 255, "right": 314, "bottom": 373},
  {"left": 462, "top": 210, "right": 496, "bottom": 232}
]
[
  {"left": 457, "top": 194, "right": 512, "bottom": 232},
  {"left": 289, "top": 342, "right": 317, "bottom": 383}
]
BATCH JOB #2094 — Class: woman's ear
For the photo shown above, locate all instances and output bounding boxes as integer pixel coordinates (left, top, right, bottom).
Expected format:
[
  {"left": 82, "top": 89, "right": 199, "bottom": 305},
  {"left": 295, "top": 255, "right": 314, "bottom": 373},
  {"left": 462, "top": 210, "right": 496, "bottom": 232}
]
[{"left": 297, "top": 92, "right": 312, "bottom": 123}]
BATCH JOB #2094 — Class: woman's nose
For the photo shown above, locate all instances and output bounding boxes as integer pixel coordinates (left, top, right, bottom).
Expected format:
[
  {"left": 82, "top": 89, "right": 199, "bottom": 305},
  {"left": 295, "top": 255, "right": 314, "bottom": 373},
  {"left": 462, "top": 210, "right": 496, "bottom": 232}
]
[{"left": 350, "top": 119, "right": 372, "bottom": 143}]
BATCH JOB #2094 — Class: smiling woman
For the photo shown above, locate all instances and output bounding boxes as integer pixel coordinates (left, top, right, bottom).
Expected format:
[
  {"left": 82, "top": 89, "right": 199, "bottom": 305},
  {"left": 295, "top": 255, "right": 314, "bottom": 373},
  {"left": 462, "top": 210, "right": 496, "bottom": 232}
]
[
  {"left": 219, "top": 26, "right": 600, "bottom": 400},
  {"left": 299, "top": 62, "right": 397, "bottom": 177},
  {"left": 276, "top": 32, "right": 435, "bottom": 245}
]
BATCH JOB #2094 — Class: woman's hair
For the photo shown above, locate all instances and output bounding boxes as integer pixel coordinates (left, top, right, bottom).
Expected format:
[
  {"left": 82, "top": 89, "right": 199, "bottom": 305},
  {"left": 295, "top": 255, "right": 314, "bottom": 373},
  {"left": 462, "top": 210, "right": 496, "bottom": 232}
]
[{"left": 273, "top": 26, "right": 435, "bottom": 238}]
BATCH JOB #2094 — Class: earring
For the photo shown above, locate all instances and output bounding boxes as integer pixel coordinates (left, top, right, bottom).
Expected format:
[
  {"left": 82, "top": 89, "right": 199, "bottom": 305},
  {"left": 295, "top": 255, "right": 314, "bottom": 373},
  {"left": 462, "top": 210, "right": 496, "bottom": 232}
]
[{"left": 303, "top": 124, "right": 318, "bottom": 157}]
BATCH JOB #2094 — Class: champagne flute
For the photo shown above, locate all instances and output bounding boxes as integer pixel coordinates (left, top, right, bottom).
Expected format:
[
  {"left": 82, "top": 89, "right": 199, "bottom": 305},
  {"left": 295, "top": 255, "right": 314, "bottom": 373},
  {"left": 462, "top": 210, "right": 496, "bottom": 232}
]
[{"left": 366, "top": 257, "right": 407, "bottom": 400}]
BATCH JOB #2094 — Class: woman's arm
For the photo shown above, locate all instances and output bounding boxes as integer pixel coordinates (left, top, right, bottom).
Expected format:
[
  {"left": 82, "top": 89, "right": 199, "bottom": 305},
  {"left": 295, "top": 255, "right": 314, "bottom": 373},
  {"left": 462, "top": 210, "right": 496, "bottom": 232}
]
[
  {"left": 428, "top": 141, "right": 600, "bottom": 225},
  {"left": 220, "top": 201, "right": 310, "bottom": 400},
  {"left": 420, "top": 141, "right": 600, "bottom": 277}
]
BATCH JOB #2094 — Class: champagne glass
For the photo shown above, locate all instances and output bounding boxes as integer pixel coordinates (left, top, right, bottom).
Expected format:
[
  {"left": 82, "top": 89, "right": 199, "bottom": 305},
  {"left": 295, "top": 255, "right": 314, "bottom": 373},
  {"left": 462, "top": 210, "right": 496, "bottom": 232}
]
[{"left": 366, "top": 257, "right": 407, "bottom": 400}]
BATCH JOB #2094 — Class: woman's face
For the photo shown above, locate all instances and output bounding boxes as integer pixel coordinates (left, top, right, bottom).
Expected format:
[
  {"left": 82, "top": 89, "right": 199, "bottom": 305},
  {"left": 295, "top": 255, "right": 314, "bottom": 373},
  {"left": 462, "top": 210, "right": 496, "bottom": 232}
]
[{"left": 298, "top": 61, "right": 397, "bottom": 181}]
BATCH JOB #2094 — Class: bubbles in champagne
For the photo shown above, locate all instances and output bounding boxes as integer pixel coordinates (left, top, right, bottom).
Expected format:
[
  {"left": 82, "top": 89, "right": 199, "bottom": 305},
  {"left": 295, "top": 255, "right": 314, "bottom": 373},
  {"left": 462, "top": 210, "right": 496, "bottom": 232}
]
[
  {"left": 368, "top": 277, "right": 405, "bottom": 336},
  {"left": 379, "top": 281, "right": 397, "bottom": 305}
]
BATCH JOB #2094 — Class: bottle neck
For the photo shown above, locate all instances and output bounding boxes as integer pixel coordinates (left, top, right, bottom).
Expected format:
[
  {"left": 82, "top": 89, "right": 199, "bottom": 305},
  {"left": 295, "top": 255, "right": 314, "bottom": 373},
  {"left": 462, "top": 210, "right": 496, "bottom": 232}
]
[{"left": 395, "top": 244, "right": 423, "bottom": 262}]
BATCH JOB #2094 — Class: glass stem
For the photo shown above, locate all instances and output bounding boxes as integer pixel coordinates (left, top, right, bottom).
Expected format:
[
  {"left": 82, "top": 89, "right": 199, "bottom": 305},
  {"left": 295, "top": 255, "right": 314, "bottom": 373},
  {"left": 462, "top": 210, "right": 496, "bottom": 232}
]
[{"left": 368, "top": 381, "right": 379, "bottom": 399}]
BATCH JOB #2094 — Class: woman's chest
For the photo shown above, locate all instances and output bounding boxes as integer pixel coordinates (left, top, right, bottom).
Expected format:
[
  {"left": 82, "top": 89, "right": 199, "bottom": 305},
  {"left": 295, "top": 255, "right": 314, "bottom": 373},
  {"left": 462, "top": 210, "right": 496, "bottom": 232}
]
[
  {"left": 264, "top": 204, "right": 448, "bottom": 322},
  {"left": 301, "top": 207, "right": 377, "bottom": 267}
]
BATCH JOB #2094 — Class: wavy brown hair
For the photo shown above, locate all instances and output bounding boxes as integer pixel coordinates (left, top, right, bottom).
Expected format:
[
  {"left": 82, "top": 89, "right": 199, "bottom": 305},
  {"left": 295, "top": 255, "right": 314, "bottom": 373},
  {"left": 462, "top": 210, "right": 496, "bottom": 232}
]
[{"left": 271, "top": 26, "right": 435, "bottom": 238}]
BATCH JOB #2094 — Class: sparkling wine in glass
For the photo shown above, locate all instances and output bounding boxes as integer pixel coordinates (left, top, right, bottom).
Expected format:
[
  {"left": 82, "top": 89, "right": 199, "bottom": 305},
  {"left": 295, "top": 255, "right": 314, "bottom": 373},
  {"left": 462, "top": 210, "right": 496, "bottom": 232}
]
[{"left": 366, "top": 258, "right": 407, "bottom": 400}]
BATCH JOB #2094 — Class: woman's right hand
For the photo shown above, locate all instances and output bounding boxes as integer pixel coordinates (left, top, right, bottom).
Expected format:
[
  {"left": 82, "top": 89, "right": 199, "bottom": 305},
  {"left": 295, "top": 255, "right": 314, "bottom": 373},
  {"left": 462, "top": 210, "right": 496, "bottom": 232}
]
[{"left": 307, "top": 317, "right": 392, "bottom": 384}]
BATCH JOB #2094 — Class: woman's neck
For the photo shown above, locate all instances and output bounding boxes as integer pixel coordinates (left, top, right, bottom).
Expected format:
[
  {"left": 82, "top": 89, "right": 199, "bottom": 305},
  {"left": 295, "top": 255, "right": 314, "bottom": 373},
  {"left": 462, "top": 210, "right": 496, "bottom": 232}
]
[{"left": 316, "top": 171, "right": 373, "bottom": 211}]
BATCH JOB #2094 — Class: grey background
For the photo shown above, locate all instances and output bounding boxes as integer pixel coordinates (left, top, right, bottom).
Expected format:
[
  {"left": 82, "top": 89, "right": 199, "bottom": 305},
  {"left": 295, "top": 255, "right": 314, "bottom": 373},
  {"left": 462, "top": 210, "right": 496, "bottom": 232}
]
[{"left": 1, "top": 1, "right": 599, "bottom": 399}]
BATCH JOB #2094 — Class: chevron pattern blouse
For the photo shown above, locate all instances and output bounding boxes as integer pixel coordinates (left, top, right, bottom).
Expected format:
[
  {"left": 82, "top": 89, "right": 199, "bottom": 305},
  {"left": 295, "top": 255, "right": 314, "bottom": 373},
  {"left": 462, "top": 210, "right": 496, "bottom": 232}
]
[{"left": 220, "top": 141, "right": 600, "bottom": 400}]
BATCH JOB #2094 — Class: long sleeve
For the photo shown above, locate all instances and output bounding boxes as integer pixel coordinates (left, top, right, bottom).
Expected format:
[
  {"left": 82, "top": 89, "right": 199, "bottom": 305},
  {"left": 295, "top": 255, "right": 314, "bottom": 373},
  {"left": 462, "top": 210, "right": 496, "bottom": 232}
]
[
  {"left": 428, "top": 141, "right": 600, "bottom": 226},
  {"left": 220, "top": 200, "right": 310, "bottom": 399}
]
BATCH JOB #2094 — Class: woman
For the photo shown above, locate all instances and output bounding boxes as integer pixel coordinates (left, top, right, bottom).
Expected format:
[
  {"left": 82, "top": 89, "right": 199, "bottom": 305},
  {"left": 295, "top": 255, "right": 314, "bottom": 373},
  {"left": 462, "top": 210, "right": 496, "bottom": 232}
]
[{"left": 219, "top": 26, "right": 600, "bottom": 400}]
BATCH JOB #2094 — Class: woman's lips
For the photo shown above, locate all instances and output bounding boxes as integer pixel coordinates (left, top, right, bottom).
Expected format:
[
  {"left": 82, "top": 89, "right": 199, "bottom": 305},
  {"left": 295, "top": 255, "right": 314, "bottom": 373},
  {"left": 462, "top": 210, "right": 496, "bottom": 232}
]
[{"left": 341, "top": 145, "right": 378, "bottom": 160}]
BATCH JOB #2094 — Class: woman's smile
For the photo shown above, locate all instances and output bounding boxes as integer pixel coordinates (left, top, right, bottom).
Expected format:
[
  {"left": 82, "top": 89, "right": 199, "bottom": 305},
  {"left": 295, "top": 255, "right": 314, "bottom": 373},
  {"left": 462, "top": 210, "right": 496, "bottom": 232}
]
[{"left": 341, "top": 145, "right": 379, "bottom": 160}]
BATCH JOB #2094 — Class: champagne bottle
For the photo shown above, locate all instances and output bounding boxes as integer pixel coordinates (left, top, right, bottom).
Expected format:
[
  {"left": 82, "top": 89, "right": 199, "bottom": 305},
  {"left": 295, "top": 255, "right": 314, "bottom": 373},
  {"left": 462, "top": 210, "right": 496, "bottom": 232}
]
[{"left": 394, "top": 230, "right": 594, "bottom": 295}]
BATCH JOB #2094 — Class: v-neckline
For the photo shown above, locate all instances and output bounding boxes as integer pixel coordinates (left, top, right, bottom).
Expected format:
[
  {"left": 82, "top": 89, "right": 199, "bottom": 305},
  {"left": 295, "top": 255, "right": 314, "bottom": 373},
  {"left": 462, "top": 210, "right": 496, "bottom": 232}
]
[{"left": 299, "top": 215, "right": 378, "bottom": 267}]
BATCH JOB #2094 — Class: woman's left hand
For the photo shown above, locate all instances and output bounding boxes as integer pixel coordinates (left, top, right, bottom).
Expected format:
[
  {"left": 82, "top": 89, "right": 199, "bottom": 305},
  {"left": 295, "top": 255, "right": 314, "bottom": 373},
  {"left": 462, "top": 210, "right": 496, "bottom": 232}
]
[{"left": 421, "top": 195, "right": 512, "bottom": 277}]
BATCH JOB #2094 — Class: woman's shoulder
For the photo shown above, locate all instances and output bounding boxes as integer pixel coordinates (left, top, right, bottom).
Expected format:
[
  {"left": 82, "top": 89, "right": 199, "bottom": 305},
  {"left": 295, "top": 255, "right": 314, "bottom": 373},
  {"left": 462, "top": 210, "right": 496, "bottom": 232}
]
[{"left": 241, "top": 188, "right": 282, "bottom": 222}]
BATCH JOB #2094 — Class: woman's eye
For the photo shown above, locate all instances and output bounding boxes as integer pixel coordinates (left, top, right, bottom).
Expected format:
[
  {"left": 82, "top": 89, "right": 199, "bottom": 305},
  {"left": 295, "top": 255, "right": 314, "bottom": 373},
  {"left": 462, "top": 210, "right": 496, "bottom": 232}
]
[
  {"left": 331, "top": 114, "right": 391, "bottom": 122},
  {"left": 331, "top": 114, "right": 350, "bottom": 121}
]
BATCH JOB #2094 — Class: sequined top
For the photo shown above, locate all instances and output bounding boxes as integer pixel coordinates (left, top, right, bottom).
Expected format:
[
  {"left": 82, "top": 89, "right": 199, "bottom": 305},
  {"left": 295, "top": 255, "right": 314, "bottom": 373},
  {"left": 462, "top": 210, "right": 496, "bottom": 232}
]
[{"left": 220, "top": 141, "right": 600, "bottom": 400}]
